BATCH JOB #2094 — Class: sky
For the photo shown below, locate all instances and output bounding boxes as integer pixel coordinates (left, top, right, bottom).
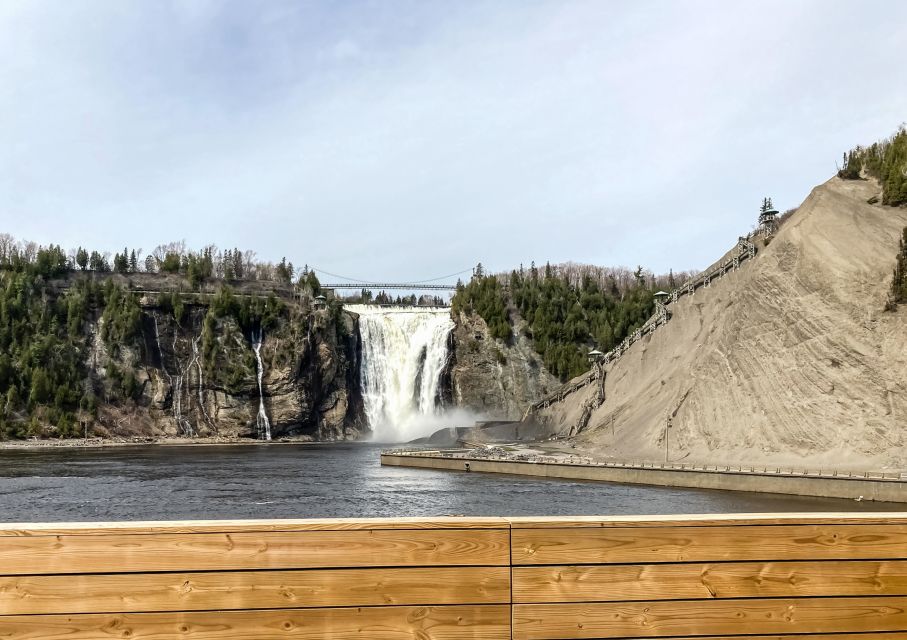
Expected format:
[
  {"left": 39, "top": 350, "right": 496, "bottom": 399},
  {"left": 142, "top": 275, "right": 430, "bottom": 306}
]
[{"left": 1, "top": 0, "right": 905, "bottom": 282}]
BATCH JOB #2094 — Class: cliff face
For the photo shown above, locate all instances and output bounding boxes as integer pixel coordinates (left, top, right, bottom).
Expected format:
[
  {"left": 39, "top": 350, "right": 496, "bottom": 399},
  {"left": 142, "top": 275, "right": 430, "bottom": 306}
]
[
  {"left": 88, "top": 294, "right": 366, "bottom": 440},
  {"left": 6, "top": 265, "right": 564, "bottom": 441},
  {"left": 446, "top": 311, "right": 559, "bottom": 420},
  {"left": 534, "top": 177, "right": 907, "bottom": 470}
]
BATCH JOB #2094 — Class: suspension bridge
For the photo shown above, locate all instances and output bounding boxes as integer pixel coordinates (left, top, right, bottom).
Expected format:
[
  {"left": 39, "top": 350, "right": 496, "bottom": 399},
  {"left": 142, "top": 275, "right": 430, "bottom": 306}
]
[
  {"left": 314, "top": 266, "right": 471, "bottom": 291},
  {"left": 321, "top": 282, "right": 458, "bottom": 290}
]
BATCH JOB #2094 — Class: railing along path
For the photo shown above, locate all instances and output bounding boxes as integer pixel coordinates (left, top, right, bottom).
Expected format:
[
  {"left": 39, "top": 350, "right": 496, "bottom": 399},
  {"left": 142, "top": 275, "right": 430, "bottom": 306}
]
[
  {"left": 525, "top": 234, "right": 760, "bottom": 419},
  {"left": 381, "top": 448, "right": 907, "bottom": 481}
]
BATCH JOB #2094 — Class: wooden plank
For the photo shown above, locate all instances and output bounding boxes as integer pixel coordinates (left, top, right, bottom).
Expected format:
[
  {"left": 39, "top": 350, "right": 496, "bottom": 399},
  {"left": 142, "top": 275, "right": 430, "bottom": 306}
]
[
  {"left": 0, "top": 604, "right": 510, "bottom": 639},
  {"left": 512, "top": 524, "right": 907, "bottom": 565},
  {"left": 0, "top": 517, "right": 510, "bottom": 537},
  {"left": 513, "top": 560, "right": 907, "bottom": 603},
  {"left": 636, "top": 636, "right": 907, "bottom": 640},
  {"left": 0, "top": 566, "right": 511, "bottom": 615},
  {"left": 512, "top": 597, "right": 907, "bottom": 639},
  {"left": 508, "top": 513, "right": 907, "bottom": 528},
  {"left": 3, "top": 514, "right": 906, "bottom": 537},
  {"left": 0, "top": 529, "right": 509, "bottom": 575}
]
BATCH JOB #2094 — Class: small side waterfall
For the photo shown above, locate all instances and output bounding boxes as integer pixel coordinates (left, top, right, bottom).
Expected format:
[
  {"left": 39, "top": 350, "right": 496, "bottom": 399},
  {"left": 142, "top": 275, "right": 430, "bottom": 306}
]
[
  {"left": 347, "top": 305, "right": 454, "bottom": 442},
  {"left": 251, "top": 328, "right": 272, "bottom": 441},
  {"left": 171, "top": 326, "right": 193, "bottom": 437},
  {"left": 191, "top": 336, "right": 213, "bottom": 430}
]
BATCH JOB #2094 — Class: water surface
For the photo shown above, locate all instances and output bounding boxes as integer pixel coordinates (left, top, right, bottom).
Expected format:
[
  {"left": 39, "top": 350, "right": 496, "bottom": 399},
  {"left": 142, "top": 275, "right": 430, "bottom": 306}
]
[{"left": 0, "top": 443, "right": 900, "bottom": 521}]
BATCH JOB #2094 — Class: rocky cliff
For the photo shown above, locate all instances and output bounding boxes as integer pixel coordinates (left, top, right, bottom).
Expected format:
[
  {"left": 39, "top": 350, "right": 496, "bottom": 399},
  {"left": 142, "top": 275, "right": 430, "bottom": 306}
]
[
  {"left": 533, "top": 177, "right": 907, "bottom": 470},
  {"left": 445, "top": 310, "right": 559, "bottom": 420},
  {"left": 2, "top": 263, "right": 562, "bottom": 441},
  {"left": 85, "top": 287, "right": 365, "bottom": 441}
]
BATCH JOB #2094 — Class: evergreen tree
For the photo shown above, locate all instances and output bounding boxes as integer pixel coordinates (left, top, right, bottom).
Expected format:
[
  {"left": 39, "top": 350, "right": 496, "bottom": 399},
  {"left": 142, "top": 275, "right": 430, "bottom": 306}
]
[
  {"left": 232, "top": 248, "right": 244, "bottom": 279},
  {"left": 887, "top": 226, "right": 907, "bottom": 310},
  {"left": 89, "top": 251, "right": 110, "bottom": 272},
  {"left": 113, "top": 250, "right": 129, "bottom": 274},
  {"left": 76, "top": 247, "right": 88, "bottom": 271},
  {"left": 840, "top": 126, "right": 907, "bottom": 205},
  {"left": 275, "top": 257, "right": 293, "bottom": 284},
  {"left": 453, "top": 262, "right": 658, "bottom": 380}
]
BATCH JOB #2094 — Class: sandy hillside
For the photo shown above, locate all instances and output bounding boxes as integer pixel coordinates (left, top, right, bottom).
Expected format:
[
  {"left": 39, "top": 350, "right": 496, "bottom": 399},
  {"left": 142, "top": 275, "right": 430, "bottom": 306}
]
[{"left": 536, "top": 177, "right": 907, "bottom": 471}]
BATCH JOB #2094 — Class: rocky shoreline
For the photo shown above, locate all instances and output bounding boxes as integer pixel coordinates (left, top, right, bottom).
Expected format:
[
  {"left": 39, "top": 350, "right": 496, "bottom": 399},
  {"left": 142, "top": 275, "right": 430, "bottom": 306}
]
[{"left": 0, "top": 436, "right": 349, "bottom": 450}]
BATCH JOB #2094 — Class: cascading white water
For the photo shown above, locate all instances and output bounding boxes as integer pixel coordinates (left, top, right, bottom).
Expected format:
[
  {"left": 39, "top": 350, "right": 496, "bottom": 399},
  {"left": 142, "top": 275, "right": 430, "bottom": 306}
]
[
  {"left": 191, "top": 336, "right": 212, "bottom": 429},
  {"left": 251, "top": 328, "right": 272, "bottom": 441},
  {"left": 347, "top": 305, "right": 454, "bottom": 442}
]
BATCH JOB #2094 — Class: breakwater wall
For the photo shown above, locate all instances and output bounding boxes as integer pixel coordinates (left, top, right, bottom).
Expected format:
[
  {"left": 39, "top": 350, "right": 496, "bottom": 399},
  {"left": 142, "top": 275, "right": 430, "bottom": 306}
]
[{"left": 381, "top": 450, "right": 907, "bottom": 502}]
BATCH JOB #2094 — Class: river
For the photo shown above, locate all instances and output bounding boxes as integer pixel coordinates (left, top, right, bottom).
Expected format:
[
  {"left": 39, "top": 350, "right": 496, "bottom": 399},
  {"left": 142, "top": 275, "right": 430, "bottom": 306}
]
[{"left": 0, "top": 443, "right": 900, "bottom": 521}]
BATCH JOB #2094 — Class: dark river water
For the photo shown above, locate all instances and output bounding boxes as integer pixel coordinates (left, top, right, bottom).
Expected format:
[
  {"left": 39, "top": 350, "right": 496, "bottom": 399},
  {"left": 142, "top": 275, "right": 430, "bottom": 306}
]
[{"left": 0, "top": 443, "right": 900, "bottom": 522}]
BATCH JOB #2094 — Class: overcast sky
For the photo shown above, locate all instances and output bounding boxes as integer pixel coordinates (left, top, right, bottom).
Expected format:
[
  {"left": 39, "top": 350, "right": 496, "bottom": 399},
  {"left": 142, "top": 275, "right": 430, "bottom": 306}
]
[{"left": 1, "top": 1, "right": 905, "bottom": 281}]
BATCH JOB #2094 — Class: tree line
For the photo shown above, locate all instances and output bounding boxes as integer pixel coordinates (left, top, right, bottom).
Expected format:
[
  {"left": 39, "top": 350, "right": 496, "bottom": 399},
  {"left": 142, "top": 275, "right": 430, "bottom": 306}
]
[
  {"left": 0, "top": 234, "right": 328, "bottom": 296},
  {"left": 838, "top": 126, "right": 907, "bottom": 206},
  {"left": 0, "top": 233, "right": 335, "bottom": 439},
  {"left": 339, "top": 289, "right": 448, "bottom": 306},
  {"left": 452, "top": 261, "right": 678, "bottom": 380}
]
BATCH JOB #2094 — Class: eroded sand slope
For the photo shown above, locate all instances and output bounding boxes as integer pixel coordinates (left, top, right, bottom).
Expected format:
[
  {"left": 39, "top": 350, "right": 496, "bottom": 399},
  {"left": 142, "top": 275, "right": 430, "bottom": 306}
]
[{"left": 538, "top": 178, "right": 907, "bottom": 470}]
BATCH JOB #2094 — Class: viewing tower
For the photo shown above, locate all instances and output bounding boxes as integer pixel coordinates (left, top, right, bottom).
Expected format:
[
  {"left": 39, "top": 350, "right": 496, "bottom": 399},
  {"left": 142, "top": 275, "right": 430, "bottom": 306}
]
[{"left": 758, "top": 197, "right": 779, "bottom": 236}]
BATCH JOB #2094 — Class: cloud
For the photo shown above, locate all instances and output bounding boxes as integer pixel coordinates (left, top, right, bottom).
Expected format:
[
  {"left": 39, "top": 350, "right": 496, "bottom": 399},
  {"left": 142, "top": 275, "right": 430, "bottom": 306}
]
[
  {"left": 325, "top": 38, "right": 363, "bottom": 62},
  {"left": 1, "top": 0, "right": 906, "bottom": 279}
]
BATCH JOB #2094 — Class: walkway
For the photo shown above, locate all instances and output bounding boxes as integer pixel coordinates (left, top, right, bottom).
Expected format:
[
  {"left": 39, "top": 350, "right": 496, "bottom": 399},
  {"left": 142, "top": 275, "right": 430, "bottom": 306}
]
[{"left": 525, "top": 232, "right": 763, "bottom": 418}]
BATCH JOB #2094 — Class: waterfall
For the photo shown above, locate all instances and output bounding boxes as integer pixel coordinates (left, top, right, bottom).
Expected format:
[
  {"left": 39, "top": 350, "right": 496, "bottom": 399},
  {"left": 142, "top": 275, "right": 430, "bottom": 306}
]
[
  {"left": 347, "top": 305, "right": 454, "bottom": 442},
  {"left": 191, "top": 336, "right": 213, "bottom": 430},
  {"left": 251, "top": 328, "right": 272, "bottom": 441},
  {"left": 171, "top": 327, "right": 193, "bottom": 437},
  {"left": 152, "top": 314, "right": 171, "bottom": 387}
]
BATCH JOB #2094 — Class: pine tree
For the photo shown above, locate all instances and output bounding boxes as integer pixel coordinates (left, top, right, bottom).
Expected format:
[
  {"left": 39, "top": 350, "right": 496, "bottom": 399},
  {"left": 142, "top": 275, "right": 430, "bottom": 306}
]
[
  {"left": 888, "top": 227, "right": 907, "bottom": 309},
  {"left": 233, "top": 248, "right": 244, "bottom": 279}
]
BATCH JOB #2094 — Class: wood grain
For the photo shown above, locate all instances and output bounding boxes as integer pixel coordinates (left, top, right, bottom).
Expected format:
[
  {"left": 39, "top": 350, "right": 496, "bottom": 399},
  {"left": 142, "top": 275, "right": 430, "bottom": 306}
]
[
  {"left": 508, "top": 513, "right": 907, "bottom": 529},
  {"left": 3, "top": 514, "right": 904, "bottom": 537},
  {"left": 0, "top": 529, "right": 509, "bottom": 575},
  {"left": 512, "top": 597, "right": 907, "bottom": 639},
  {"left": 512, "top": 524, "right": 907, "bottom": 565},
  {"left": 0, "top": 566, "right": 511, "bottom": 615},
  {"left": 0, "top": 517, "right": 510, "bottom": 537},
  {"left": 513, "top": 560, "right": 907, "bottom": 603},
  {"left": 631, "top": 635, "right": 907, "bottom": 640},
  {"left": 0, "top": 604, "right": 511, "bottom": 639}
]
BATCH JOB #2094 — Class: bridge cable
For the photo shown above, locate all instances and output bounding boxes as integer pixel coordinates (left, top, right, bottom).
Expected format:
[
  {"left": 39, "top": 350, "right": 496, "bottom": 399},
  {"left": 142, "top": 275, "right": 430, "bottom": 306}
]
[{"left": 311, "top": 266, "right": 473, "bottom": 285}]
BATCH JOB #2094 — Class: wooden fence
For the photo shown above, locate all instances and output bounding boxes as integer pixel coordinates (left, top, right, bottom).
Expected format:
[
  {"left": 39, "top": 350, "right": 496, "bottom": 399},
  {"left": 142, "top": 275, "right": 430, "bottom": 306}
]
[{"left": 1, "top": 514, "right": 906, "bottom": 638}]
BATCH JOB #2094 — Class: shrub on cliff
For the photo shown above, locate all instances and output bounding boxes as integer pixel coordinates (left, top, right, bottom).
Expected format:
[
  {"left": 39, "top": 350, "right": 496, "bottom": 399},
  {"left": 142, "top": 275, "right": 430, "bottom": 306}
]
[
  {"left": 452, "top": 263, "right": 656, "bottom": 380},
  {"left": 887, "top": 226, "right": 907, "bottom": 310},
  {"left": 0, "top": 268, "right": 87, "bottom": 438},
  {"left": 841, "top": 126, "right": 907, "bottom": 206}
]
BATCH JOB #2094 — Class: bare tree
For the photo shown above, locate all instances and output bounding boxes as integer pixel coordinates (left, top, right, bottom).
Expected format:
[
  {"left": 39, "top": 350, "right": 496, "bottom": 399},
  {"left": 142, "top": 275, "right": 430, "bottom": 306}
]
[{"left": 0, "top": 233, "right": 18, "bottom": 264}]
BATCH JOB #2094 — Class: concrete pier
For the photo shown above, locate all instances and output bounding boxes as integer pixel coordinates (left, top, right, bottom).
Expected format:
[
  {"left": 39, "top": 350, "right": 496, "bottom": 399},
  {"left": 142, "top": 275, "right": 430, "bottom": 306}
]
[{"left": 380, "top": 450, "right": 907, "bottom": 502}]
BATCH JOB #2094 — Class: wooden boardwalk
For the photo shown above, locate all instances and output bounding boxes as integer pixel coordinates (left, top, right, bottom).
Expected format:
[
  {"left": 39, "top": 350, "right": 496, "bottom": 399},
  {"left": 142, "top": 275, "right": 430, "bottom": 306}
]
[{"left": 1, "top": 513, "right": 906, "bottom": 638}]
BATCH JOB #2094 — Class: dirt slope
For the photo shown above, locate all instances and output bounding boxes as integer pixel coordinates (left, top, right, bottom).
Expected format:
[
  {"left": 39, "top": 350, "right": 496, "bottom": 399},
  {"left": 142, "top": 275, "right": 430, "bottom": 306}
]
[{"left": 536, "top": 177, "right": 907, "bottom": 471}]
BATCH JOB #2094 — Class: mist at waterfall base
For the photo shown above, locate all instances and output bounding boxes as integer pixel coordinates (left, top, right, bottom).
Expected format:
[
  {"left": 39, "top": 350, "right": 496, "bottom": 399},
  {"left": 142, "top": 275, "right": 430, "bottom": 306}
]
[{"left": 349, "top": 305, "right": 472, "bottom": 443}]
